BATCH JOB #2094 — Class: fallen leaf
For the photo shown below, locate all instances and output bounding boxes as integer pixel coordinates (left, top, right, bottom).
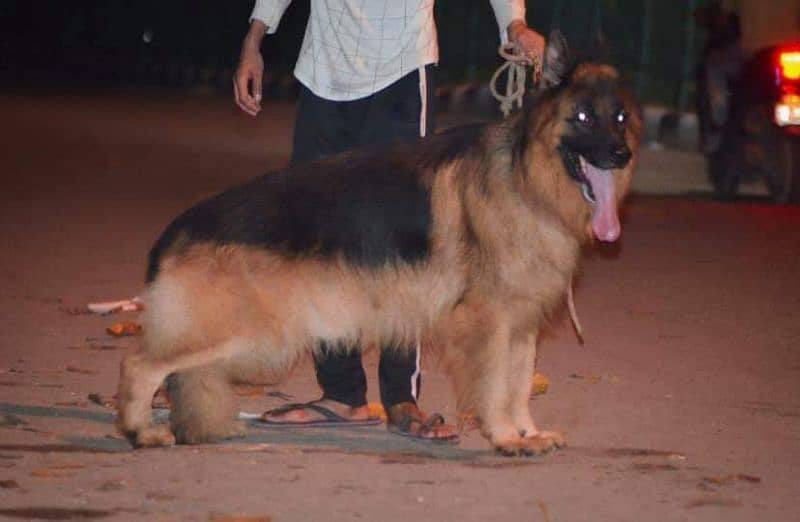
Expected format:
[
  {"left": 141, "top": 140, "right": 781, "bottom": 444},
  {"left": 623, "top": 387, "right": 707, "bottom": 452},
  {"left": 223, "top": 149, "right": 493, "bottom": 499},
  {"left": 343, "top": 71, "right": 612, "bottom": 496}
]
[
  {"left": 0, "top": 414, "right": 27, "bottom": 427},
  {"left": 88, "top": 393, "right": 116, "bottom": 408},
  {"left": 97, "top": 479, "right": 127, "bottom": 491},
  {"left": 209, "top": 515, "right": 271, "bottom": 522},
  {"left": 30, "top": 464, "right": 85, "bottom": 478},
  {"left": 216, "top": 444, "right": 275, "bottom": 453},
  {"left": 67, "top": 343, "right": 118, "bottom": 351},
  {"left": 685, "top": 496, "right": 743, "bottom": 509},
  {"left": 569, "top": 373, "right": 601, "bottom": 383},
  {"left": 381, "top": 454, "right": 427, "bottom": 465},
  {"left": 106, "top": 322, "right": 142, "bottom": 337},
  {"left": 702, "top": 474, "right": 762, "bottom": 486},
  {"left": 538, "top": 501, "right": 551, "bottom": 522},
  {"left": 531, "top": 372, "right": 549, "bottom": 396},
  {"left": 0, "top": 454, "right": 23, "bottom": 460},
  {"left": 60, "top": 306, "right": 91, "bottom": 316},
  {"left": 568, "top": 373, "right": 619, "bottom": 384},
  {"left": 54, "top": 401, "right": 88, "bottom": 408},
  {"left": 66, "top": 366, "right": 98, "bottom": 375},
  {"left": 146, "top": 491, "right": 177, "bottom": 501}
]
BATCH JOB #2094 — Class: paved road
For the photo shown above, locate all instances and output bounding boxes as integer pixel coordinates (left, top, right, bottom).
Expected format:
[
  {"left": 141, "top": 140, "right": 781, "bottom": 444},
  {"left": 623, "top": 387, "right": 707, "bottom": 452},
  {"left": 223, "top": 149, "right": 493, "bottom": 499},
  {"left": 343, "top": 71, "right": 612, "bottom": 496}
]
[{"left": 1, "top": 92, "right": 798, "bottom": 521}]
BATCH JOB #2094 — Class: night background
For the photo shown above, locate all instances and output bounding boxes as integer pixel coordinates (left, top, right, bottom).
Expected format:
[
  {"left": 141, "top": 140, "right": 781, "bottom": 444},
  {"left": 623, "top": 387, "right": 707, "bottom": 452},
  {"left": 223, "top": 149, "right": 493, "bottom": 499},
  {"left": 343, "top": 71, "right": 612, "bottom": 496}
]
[{"left": 1, "top": 0, "right": 703, "bottom": 107}]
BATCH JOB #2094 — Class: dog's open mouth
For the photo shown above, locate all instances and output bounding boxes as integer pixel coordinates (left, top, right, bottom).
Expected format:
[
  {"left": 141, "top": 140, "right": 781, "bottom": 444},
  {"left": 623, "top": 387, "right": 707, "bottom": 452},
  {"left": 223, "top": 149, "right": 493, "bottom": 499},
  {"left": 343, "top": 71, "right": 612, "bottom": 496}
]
[{"left": 559, "top": 146, "right": 621, "bottom": 242}]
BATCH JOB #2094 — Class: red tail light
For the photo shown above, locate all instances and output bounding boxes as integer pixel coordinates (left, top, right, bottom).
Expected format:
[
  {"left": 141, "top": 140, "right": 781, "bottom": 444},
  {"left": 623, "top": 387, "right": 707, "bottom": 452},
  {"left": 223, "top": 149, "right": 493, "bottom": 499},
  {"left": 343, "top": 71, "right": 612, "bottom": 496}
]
[{"left": 779, "top": 50, "right": 800, "bottom": 81}]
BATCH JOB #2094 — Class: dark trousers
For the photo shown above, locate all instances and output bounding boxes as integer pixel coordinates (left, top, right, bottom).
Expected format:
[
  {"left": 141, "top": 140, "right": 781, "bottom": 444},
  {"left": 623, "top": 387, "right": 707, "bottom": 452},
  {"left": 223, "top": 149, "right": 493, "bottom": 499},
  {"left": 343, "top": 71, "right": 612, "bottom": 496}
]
[{"left": 290, "top": 66, "right": 436, "bottom": 408}]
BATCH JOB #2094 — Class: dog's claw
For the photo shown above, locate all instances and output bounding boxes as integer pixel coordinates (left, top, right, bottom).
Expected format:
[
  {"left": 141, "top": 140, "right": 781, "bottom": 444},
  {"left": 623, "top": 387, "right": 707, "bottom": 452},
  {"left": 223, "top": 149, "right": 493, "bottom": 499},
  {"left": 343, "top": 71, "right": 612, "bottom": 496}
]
[{"left": 494, "top": 430, "right": 566, "bottom": 457}]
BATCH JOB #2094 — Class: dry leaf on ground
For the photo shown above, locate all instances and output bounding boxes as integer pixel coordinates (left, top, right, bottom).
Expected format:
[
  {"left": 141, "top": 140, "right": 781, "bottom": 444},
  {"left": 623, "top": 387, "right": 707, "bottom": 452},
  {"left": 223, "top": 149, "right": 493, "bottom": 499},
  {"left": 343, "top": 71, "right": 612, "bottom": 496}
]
[
  {"left": 531, "top": 372, "right": 549, "bottom": 396},
  {"left": 88, "top": 393, "right": 116, "bottom": 408},
  {"left": 106, "top": 322, "right": 142, "bottom": 337}
]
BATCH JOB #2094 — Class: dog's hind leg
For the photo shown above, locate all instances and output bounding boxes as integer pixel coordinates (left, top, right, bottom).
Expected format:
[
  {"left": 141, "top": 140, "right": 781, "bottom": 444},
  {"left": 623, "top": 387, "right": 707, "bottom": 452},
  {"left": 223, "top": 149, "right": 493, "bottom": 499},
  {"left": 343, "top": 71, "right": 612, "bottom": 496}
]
[
  {"left": 167, "top": 366, "right": 245, "bottom": 445},
  {"left": 117, "top": 352, "right": 176, "bottom": 448},
  {"left": 117, "top": 338, "right": 245, "bottom": 448},
  {"left": 507, "top": 331, "right": 565, "bottom": 455}
]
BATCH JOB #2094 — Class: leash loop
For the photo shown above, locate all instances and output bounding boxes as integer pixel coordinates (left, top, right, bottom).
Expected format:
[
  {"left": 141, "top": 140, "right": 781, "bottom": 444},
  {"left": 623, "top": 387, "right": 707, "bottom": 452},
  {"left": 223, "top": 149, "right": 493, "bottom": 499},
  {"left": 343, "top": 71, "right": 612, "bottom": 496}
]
[{"left": 490, "top": 43, "right": 540, "bottom": 118}]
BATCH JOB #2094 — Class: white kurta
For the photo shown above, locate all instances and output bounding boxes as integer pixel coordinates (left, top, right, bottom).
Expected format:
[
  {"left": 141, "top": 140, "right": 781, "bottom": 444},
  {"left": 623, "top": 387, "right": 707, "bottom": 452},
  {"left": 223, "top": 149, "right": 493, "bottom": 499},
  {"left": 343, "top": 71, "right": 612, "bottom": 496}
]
[{"left": 251, "top": 0, "right": 525, "bottom": 101}]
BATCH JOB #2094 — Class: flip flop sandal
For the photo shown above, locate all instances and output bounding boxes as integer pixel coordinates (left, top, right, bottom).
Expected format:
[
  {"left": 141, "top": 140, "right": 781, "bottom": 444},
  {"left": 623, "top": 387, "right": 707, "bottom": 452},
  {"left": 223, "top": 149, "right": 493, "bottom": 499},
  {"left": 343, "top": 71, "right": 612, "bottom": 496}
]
[
  {"left": 387, "top": 412, "right": 461, "bottom": 444},
  {"left": 255, "top": 401, "right": 382, "bottom": 428}
]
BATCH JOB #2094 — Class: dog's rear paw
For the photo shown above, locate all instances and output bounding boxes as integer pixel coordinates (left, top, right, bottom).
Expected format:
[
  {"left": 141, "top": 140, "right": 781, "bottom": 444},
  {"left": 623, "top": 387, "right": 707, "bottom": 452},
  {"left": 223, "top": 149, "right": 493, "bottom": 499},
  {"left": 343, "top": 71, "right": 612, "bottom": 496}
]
[
  {"left": 173, "top": 420, "right": 247, "bottom": 445},
  {"left": 133, "top": 426, "right": 176, "bottom": 448}
]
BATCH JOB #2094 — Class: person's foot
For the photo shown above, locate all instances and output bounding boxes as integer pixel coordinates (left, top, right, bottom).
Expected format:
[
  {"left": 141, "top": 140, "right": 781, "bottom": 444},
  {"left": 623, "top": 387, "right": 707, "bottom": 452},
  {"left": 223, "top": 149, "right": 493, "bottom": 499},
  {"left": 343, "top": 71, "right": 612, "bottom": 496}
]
[
  {"left": 260, "top": 398, "right": 379, "bottom": 426},
  {"left": 385, "top": 401, "right": 460, "bottom": 443}
]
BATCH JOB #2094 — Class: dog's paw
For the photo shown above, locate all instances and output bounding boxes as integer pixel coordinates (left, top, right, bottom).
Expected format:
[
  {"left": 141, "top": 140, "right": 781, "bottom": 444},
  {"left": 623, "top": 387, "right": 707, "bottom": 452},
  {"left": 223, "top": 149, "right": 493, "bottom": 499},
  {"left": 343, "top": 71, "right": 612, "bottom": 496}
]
[
  {"left": 222, "top": 420, "right": 248, "bottom": 440},
  {"left": 494, "top": 440, "right": 527, "bottom": 457},
  {"left": 134, "top": 426, "right": 176, "bottom": 448},
  {"left": 172, "top": 420, "right": 247, "bottom": 445},
  {"left": 521, "top": 430, "right": 566, "bottom": 455},
  {"left": 494, "top": 430, "right": 565, "bottom": 457}
]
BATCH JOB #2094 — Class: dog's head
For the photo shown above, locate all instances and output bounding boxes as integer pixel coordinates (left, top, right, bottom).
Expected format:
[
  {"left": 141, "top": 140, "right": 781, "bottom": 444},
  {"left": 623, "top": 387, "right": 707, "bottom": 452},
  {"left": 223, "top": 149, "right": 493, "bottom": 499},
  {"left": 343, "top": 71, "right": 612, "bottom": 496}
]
[{"left": 523, "top": 31, "right": 641, "bottom": 243}]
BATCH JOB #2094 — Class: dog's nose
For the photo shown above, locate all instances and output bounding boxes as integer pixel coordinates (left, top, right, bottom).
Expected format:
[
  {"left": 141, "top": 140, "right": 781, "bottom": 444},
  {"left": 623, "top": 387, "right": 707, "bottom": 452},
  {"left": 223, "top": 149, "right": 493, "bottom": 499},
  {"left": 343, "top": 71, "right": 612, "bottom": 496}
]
[{"left": 610, "top": 145, "right": 631, "bottom": 167}]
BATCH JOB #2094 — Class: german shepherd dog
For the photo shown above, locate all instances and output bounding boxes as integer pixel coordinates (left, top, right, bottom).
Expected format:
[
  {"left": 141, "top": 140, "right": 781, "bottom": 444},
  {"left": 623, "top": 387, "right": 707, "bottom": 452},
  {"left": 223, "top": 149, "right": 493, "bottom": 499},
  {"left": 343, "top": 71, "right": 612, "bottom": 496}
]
[{"left": 117, "top": 32, "right": 641, "bottom": 455}]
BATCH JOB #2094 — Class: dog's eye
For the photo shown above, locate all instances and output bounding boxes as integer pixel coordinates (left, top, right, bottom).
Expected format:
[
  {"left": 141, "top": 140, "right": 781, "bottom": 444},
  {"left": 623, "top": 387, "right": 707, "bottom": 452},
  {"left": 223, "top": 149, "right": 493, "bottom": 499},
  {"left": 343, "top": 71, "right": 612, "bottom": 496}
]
[
  {"left": 576, "top": 111, "right": 591, "bottom": 125},
  {"left": 616, "top": 111, "right": 627, "bottom": 124}
]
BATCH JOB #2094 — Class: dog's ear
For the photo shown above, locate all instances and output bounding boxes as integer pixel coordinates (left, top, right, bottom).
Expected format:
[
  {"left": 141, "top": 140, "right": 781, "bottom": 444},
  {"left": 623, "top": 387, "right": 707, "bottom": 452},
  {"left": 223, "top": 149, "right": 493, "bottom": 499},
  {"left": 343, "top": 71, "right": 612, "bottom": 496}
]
[{"left": 541, "top": 30, "right": 570, "bottom": 89}]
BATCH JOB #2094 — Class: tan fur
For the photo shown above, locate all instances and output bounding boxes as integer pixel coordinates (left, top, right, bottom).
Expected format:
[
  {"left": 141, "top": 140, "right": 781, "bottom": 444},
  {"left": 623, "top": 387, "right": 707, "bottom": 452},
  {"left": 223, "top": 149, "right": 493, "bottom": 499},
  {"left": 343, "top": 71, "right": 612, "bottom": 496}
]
[{"left": 117, "top": 63, "right": 641, "bottom": 454}]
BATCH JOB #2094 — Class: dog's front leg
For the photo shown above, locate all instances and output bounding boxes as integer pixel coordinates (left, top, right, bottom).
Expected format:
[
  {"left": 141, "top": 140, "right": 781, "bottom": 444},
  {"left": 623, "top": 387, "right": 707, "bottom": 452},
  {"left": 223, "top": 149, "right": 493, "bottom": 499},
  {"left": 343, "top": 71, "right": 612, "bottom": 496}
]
[
  {"left": 469, "top": 318, "right": 529, "bottom": 454},
  {"left": 507, "top": 331, "right": 565, "bottom": 455},
  {"left": 508, "top": 331, "right": 539, "bottom": 436}
]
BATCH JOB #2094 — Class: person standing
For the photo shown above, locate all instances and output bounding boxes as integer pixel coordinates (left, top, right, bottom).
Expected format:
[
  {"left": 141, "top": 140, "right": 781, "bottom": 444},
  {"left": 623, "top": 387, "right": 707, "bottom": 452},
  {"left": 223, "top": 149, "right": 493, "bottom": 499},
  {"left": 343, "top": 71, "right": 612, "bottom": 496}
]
[{"left": 234, "top": 0, "right": 544, "bottom": 442}]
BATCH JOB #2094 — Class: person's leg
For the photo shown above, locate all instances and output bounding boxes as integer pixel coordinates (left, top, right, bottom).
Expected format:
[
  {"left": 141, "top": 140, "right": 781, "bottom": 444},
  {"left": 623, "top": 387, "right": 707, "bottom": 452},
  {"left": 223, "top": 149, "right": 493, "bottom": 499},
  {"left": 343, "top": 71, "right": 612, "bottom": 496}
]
[
  {"left": 315, "top": 341, "right": 368, "bottom": 408},
  {"left": 262, "top": 87, "right": 374, "bottom": 425},
  {"left": 358, "top": 66, "right": 457, "bottom": 441},
  {"left": 358, "top": 65, "right": 437, "bottom": 146},
  {"left": 378, "top": 345, "right": 421, "bottom": 409},
  {"left": 290, "top": 86, "right": 361, "bottom": 164},
  {"left": 357, "top": 67, "right": 437, "bottom": 410}
]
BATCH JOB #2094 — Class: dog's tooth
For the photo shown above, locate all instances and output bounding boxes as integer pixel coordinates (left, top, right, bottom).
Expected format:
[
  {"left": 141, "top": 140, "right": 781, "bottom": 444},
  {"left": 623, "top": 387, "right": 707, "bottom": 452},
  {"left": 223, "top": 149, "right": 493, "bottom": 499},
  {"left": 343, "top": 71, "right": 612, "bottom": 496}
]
[{"left": 581, "top": 183, "right": 596, "bottom": 205}]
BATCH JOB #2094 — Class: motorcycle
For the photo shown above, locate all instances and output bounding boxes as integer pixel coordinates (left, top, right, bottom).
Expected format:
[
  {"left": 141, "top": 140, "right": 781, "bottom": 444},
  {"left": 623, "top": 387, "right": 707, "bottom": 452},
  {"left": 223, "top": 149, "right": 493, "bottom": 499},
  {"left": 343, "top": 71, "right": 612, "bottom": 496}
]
[{"left": 704, "top": 43, "right": 800, "bottom": 204}]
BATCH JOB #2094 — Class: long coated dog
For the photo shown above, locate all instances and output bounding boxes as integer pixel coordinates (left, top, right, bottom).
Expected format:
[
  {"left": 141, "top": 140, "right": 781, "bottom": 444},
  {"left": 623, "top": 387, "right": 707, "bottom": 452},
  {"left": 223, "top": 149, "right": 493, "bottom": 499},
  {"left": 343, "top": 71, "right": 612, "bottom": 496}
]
[{"left": 117, "top": 32, "right": 641, "bottom": 456}]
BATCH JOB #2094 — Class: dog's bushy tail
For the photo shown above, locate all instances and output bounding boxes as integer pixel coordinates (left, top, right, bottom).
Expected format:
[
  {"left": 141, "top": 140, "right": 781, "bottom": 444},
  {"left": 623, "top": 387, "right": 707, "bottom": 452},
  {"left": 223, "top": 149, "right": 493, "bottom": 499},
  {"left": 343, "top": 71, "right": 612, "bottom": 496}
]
[{"left": 166, "top": 366, "right": 244, "bottom": 444}]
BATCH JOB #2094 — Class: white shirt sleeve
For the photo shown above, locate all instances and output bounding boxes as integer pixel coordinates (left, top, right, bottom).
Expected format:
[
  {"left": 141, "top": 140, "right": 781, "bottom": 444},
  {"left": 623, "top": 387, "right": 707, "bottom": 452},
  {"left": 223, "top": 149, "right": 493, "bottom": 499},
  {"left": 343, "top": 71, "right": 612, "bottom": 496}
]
[
  {"left": 489, "top": 0, "right": 526, "bottom": 44},
  {"left": 250, "top": 0, "right": 294, "bottom": 34}
]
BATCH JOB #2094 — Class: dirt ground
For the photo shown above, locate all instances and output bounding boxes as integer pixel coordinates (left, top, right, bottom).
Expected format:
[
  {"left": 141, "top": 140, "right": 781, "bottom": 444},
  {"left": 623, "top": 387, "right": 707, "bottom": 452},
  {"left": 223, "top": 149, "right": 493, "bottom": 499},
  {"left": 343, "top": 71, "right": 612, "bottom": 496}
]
[{"left": 1, "top": 92, "right": 798, "bottom": 521}]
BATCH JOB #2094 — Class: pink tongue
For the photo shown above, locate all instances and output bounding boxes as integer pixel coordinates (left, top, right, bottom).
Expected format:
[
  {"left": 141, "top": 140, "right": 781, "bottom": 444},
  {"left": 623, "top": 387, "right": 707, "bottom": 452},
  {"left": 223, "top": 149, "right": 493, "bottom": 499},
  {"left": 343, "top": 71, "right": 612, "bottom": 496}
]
[{"left": 583, "top": 163, "right": 620, "bottom": 242}]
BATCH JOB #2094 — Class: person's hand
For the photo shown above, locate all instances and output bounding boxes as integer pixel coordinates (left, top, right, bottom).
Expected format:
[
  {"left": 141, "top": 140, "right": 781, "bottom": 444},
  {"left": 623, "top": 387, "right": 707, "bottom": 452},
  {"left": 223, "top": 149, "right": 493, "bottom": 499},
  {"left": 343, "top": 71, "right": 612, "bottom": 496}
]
[
  {"left": 234, "top": 21, "right": 267, "bottom": 117},
  {"left": 507, "top": 20, "right": 545, "bottom": 65}
]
